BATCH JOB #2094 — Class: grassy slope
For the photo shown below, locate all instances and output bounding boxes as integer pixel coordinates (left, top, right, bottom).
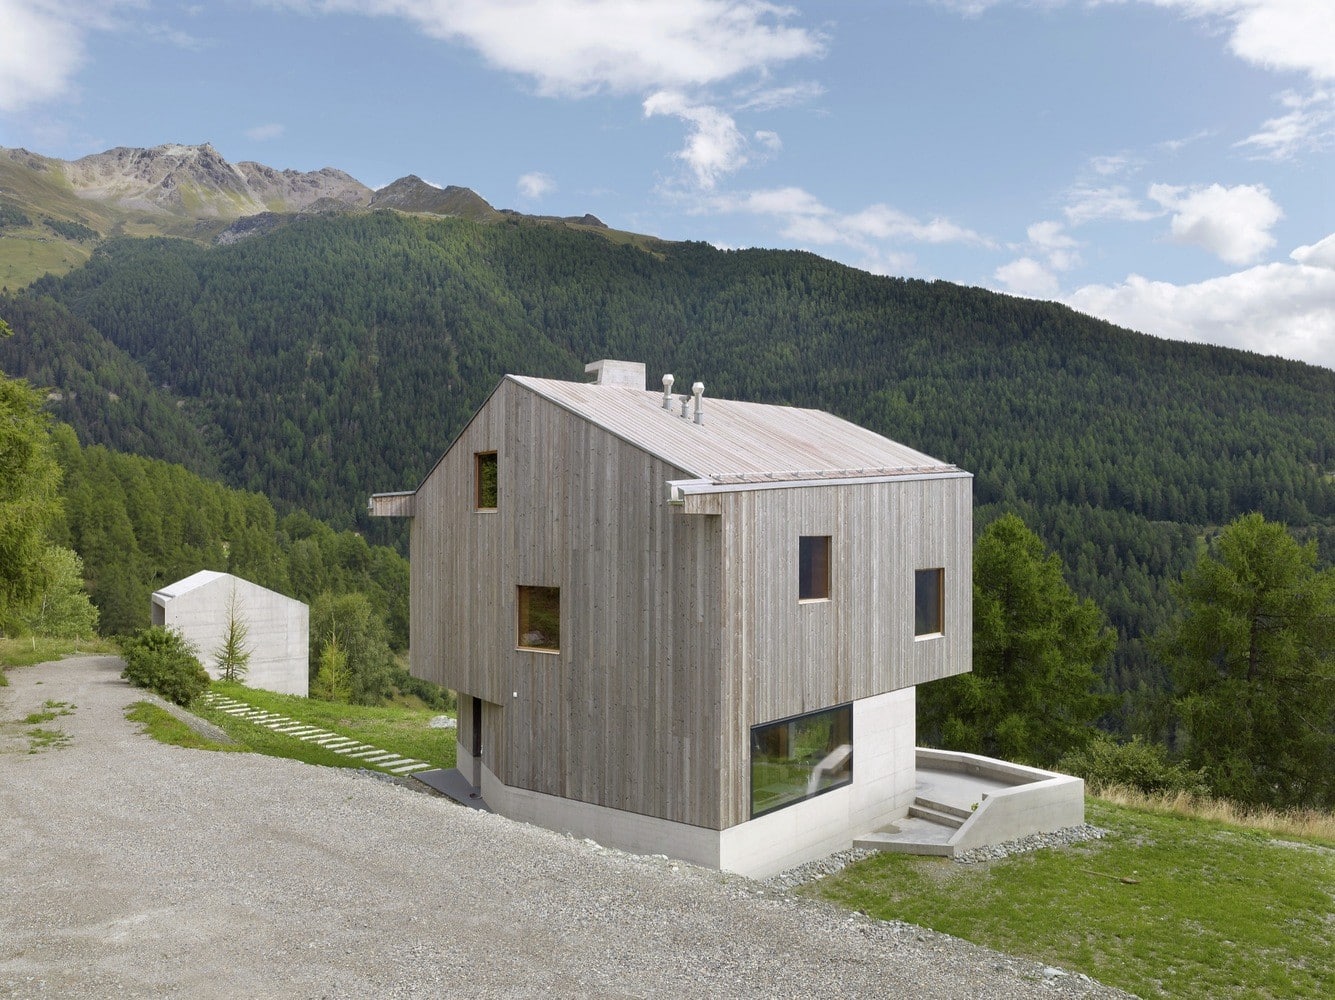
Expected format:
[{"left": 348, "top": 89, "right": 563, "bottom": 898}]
[
  {"left": 192, "top": 681, "right": 457, "bottom": 772},
  {"left": 809, "top": 798, "right": 1334, "bottom": 1000}
]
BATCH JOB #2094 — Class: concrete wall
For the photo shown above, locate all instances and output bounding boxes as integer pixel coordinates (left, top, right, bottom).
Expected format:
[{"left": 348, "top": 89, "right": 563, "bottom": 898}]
[
  {"left": 476, "top": 687, "right": 917, "bottom": 878},
  {"left": 155, "top": 574, "right": 308, "bottom": 697}
]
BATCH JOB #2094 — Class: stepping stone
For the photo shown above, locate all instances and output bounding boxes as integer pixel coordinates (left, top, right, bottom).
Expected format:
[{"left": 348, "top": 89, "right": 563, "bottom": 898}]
[{"left": 387, "top": 761, "right": 431, "bottom": 774}]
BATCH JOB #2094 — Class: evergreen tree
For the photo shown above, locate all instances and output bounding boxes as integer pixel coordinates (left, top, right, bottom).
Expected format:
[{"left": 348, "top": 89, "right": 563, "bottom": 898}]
[
  {"left": 1155, "top": 513, "right": 1334, "bottom": 808},
  {"left": 311, "top": 628, "right": 351, "bottom": 704},
  {"left": 214, "top": 584, "right": 251, "bottom": 682},
  {"left": 919, "top": 513, "right": 1115, "bottom": 766}
]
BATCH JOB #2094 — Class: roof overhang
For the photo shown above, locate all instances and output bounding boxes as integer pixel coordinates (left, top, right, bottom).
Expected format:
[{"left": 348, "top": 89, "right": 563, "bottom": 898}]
[
  {"left": 369, "top": 491, "right": 416, "bottom": 517},
  {"left": 666, "top": 468, "right": 972, "bottom": 512}
]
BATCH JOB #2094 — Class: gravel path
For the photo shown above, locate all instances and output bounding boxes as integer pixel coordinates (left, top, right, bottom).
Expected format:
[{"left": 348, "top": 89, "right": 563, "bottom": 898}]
[{"left": 0, "top": 657, "right": 1134, "bottom": 999}]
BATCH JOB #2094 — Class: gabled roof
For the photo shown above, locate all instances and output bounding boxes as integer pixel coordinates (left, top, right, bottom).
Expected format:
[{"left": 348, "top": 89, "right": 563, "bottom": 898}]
[
  {"left": 510, "top": 375, "right": 959, "bottom": 483},
  {"left": 152, "top": 570, "right": 226, "bottom": 602}
]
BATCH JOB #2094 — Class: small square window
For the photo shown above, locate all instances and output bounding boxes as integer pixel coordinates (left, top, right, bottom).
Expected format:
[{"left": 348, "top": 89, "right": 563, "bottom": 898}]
[
  {"left": 915, "top": 568, "right": 944, "bottom": 636},
  {"left": 475, "top": 452, "right": 498, "bottom": 510},
  {"left": 517, "top": 586, "right": 560, "bottom": 652},
  {"left": 799, "top": 535, "right": 831, "bottom": 601}
]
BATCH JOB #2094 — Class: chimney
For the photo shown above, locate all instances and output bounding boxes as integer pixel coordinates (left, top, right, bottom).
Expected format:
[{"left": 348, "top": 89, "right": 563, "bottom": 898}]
[
  {"left": 692, "top": 382, "right": 704, "bottom": 425},
  {"left": 584, "top": 359, "right": 647, "bottom": 387},
  {"left": 662, "top": 373, "right": 675, "bottom": 409}
]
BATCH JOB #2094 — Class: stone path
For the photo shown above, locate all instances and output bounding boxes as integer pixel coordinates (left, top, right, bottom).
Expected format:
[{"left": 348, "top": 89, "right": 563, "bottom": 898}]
[{"left": 197, "top": 692, "right": 436, "bottom": 776}]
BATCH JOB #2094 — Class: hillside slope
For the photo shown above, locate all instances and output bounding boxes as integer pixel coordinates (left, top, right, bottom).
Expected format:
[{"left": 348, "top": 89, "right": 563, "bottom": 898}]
[{"left": 2, "top": 211, "right": 1332, "bottom": 721}]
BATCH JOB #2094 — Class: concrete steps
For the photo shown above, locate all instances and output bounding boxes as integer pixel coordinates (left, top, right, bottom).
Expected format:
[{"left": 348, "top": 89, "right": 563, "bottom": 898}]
[{"left": 854, "top": 794, "right": 973, "bottom": 857}]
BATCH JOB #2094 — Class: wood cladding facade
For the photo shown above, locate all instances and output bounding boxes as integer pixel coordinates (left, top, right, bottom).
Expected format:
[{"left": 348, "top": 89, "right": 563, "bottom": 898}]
[{"left": 396, "top": 377, "right": 971, "bottom": 832}]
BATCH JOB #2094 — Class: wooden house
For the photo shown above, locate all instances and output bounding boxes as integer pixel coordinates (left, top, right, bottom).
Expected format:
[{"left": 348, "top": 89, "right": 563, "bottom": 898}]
[{"left": 371, "top": 360, "right": 972, "bottom": 875}]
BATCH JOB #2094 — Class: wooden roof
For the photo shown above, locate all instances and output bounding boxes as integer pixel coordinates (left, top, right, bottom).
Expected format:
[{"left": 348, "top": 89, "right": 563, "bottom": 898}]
[{"left": 510, "top": 375, "right": 959, "bottom": 482}]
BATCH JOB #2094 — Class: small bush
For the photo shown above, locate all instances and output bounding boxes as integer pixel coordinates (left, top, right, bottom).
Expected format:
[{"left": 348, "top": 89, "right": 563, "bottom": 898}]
[
  {"left": 1058, "top": 734, "right": 1208, "bottom": 796},
  {"left": 119, "top": 627, "right": 210, "bottom": 706}
]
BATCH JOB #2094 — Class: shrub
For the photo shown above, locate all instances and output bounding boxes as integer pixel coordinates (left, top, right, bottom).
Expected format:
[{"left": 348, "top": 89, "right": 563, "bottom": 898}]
[
  {"left": 119, "top": 627, "right": 210, "bottom": 706},
  {"left": 1058, "top": 734, "right": 1208, "bottom": 796}
]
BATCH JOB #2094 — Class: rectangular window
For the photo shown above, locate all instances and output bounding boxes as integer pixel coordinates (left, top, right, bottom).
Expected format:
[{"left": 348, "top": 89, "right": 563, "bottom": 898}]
[
  {"left": 750, "top": 704, "right": 853, "bottom": 818},
  {"left": 799, "top": 535, "right": 831, "bottom": 601},
  {"left": 915, "top": 568, "right": 944, "bottom": 636},
  {"left": 517, "top": 586, "right": 560, "bottom": 652},
  {"left": 475, "top": 452, "right": 498, "bottom": 510}
]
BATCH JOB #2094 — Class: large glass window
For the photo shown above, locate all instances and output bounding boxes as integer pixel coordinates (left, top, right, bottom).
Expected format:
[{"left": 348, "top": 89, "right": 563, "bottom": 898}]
[
  {"left": 750, "top": 704, "right": 852, "bottom": 818},
  {"left": 475, "top": 452, "right": 498, "bottom": 510},
  {"left": 915, "top": 568, "right": 944, "bottom": 636},
  {"left": 799, "top": 535, "right": 831, "bottom": 601},
  {"left": 517, "top": 586, "right": 560, "bottom": 652}
]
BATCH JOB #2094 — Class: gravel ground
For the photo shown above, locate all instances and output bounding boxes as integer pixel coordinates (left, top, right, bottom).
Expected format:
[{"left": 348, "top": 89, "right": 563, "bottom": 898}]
[{"left": 0, "top": 657, "right": 1135, "bottom": 999}]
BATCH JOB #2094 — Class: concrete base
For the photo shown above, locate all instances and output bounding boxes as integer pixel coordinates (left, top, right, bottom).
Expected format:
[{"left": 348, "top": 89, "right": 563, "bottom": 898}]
[
  {"left": 857, "top": 749, "right": 1085, "bottom": 857},
  {"left": 475, "top": 688, "right": 920, "bottom": 878}
]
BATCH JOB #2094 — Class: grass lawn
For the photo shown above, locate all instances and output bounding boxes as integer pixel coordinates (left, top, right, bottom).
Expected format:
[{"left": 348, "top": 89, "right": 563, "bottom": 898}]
[
  {"left": 0, "top": 636, "right": 119, "bottom": 676},
  {"left": 807, "top": 798, "right": 1334, "bottom": 1000},
  {"left": 192, "top": 681, "right": 457, "bottom": 773}
]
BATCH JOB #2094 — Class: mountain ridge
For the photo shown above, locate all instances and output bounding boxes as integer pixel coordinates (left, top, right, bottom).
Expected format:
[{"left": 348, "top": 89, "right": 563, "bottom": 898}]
[{"left": 0, "top": 142, "right": 617, "bottom": 286}]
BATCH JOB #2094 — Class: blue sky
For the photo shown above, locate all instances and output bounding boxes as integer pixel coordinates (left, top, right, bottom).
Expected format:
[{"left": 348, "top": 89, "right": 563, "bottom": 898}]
[{"left": 2, "top": 1, "right": 1333, "bottom": 369}]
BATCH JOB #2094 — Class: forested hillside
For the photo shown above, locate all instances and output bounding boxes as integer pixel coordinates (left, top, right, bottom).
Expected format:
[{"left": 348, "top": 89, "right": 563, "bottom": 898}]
[
  {"left": 46, "top": 422, "right": 407, "bottom": 647},
  {"left": 2, "top": 211, "right": 1332, "bottom": 728}
]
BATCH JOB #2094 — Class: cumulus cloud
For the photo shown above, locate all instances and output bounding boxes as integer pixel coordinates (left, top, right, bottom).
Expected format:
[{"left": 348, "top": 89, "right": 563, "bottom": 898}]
[
  {"left": 1148, "top": 182, "right": 1283, "bottom": 264},
  {"left": 644, "top": 90, "right": 749, "bottom": 188},
  {"left": 517, "top": 171, "right": 555, "bottom": 199},
  {"left": 0, "top": 1, "right": 99, "bottom": 111},
  {"left": 995, "top": 257, "right": 1061, "bottom": 298},
  {"left": 1291, "top": 232, "right": 1335, "bottom": 269},
  {"left": 1146, "top": 0, "right": 1335, "bottom": 81},
  {"left": 245, "top": 122, "right": 285, "bottom": 141},
  {"left": 1067, "top": 247, "right": 1335, "bottom": 369},
  {"left": 298, "top": 1, "right": 825, "bottom": 97}
]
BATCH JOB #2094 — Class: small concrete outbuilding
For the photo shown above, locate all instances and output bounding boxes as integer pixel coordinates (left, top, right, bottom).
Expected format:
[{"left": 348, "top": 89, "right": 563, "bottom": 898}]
[{"left": 151, "top": 571, "right": 309, "bottom": 697}]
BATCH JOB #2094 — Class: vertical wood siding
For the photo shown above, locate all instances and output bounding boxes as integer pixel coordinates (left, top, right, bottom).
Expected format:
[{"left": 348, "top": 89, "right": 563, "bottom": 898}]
[
  {"left": 717, "top": 476, "right": 972, "bottom": 826},
  {"left": 408, "top": 378, "right": 970, "bottom": 832},
  {"left": 410, "top": 381, "right": 726, "bottom": 828}
]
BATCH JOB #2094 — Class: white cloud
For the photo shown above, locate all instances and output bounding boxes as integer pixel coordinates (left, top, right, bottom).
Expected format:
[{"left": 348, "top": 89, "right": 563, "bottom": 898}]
[
  {"left": 517, "top": 171, "right": 555, "bottom": 199},
  {"left": 1291, "top": 232, "right": 1335, "bottom": 269},
  {"left": 753, "top": 129, "right": 782, "bottom": 153},
  {"left": 1067, "top": 248, "right": 1335, "bottom": 369},
  {"left": 1148, "top": 181, "right": 1283, "bottom": 264},
  {"left": 1146, "top": 1, "right": 1335, "bottom": 81},
  {"left": 1063, "top": 184, "right": 1157, "bottom": 226},
  {"left": 707, "top": 185, "right": 991, "bottom": 267},
  {"left": 1026, "top": 220, "right": 1081, "bottom": 270},
  {"left": 0, "top": 1, "right": 96, "bottom": 112},
  {"left": 299, "top": 1, "right": 825, "bottom": 97},
  {"left": 995, "top": 257, "right": 1061, "bottom": 298},
  {"left": 734, "top": 79, "right": 825, "bottom": 111},
  {"left": 245, "top": 122, "right": 285, "bottom": 141},
  {"left": 644, "top": 90, "right": 749, "bottom": 188},
  {"left": 1236, "top": 87, "right": 1334, "bottom": 160}
]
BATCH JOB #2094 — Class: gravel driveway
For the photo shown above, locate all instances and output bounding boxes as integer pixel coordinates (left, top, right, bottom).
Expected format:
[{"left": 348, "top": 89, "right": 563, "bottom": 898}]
[{"left": 1, "top": 657, "right": 1133, "bottom": 999}]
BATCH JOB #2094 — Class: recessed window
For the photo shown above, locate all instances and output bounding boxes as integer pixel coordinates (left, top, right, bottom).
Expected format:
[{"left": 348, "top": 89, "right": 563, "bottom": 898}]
[
  {"left": 517, "top": 586, "right": 560, "bottom": 652},
  {"left": 750, "top": 704, "right": 852, "bottom": 818},
  {"left": 475, "top": 452, "right": 498, "bottom": 510},
  {"left": 915, "top": 568, "right": 944, "bottom": 636},
  {"left": 799, "top": 535, "right": 831, "bottom": 601}
]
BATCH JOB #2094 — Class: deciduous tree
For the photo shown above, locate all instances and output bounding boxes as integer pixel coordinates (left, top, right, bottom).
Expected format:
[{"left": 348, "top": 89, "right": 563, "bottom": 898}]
[{"left": 1, "top": 371, "right": 62, "bottom": 630}]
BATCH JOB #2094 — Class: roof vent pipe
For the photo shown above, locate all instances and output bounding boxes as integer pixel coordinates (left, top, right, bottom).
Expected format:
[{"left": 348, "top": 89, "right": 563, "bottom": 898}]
[
  {"left": 680, "top": 394, "right": 690, "bottom": 419},
  {"left": 662, "top": 373, "right": 675, "bottom": 410},
  {"left": 692, "top": 382, "right": 704, "bottom": 425}
]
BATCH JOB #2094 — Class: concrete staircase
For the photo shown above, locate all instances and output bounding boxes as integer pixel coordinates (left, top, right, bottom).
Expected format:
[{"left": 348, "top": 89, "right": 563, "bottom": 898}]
[{"left": 853, "top": 793, "right": 972, "bottom": 857}]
